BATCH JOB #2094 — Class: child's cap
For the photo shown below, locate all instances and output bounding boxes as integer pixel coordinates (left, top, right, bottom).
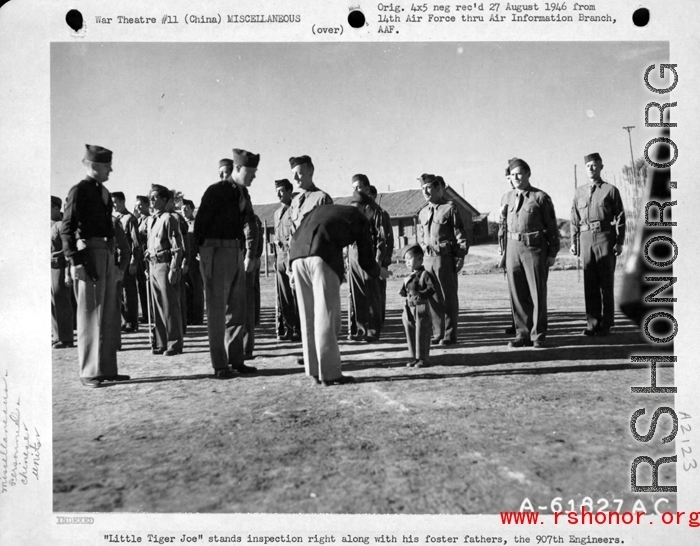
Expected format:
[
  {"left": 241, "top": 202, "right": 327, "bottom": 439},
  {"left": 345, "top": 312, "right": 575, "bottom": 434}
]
[{"left": 401, "top": 243, "right": 424, "bottom": 259}]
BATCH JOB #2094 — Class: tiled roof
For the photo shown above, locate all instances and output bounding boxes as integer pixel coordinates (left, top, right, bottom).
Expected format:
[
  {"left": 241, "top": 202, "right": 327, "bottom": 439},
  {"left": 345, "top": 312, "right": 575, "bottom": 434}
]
[{"left": 253, "top": 188, "right": 480, "bottom": 227}]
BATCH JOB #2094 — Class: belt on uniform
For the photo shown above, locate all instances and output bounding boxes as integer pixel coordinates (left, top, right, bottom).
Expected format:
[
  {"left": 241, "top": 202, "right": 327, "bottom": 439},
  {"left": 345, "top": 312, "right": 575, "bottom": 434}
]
[
  {"left": 85, "top": 237, "right": 113, "bottom": 249},
  {"left": 506, "top": 230, "right": 543, "bottom": 241},
  {"left": 579, "top": 221, "right": 610, "bottom": 233},
  {"left": 201, "top": 238, "right": 240, "bottom": 248},
  {"left": 149, "top": 250, "right": 173, "bottom": 264}
]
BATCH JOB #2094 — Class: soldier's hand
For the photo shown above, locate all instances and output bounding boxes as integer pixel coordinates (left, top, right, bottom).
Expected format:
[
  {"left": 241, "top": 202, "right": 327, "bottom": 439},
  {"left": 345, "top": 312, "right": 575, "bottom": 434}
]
[
  {"left": 569, "top": 244, "right": 577, "bottom": 255},
  {"left": 379, "top": 267, "right": 389, "bottom": 280},
  {"left": 547, "top": 256, "right": 556, "bottom": 268},
  {"left": 244, "top": 256, "right": 255, "bottom": 273},
  {"left": 613, "top": 244, "right": 622, "bottom": 256},
  {"left": 182, "top": 264, "right": 189, "bottom": 275},
  {"left": 72, "top": 264, "right": 87, "bottom": 282},
  {"left": 64, "top": 269, "right": 73, "bottom": 287},
  {"left": 168, "top": 268, "right": 181, "bottom": 286},
  {"left": 116, "top": 269, "right": 125, "bottom": 283},
  {"left": 128, "top": 262, "right": 137, "bottom": 276},
  {"left": 455, "top": 257, "right": 465, "bottom": 273}
]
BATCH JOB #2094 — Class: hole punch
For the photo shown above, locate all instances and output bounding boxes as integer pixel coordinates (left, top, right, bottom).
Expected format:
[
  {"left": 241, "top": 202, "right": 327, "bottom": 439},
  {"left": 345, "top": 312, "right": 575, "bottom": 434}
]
[
  {"left": 66, "top": 9, "right": 84, "bottom": 33},
  {"left": 632, "top": 7, "right": 650, "bottom": 27},
  {"left": 348, "top": 10, "right": 366, "bottom": 28}
]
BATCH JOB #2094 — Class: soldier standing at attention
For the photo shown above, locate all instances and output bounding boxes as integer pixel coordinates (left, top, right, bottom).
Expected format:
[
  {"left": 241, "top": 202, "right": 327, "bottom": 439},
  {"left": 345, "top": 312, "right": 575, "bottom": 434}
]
[
  {"left": 501, "top": 158, "right": 560, "bottom": 348},
  {"left": 273, "top": 179, "right": 300, "bottom": 341},
  {"left": 166, "top": 192, "right": 190, "bottom": 335},
  {"left": 288, "top": 155, "right": 333, "bottom": 232},
  {"left": 112, "top": 191, "right": 141, "bottom": 333},
  {"left": 417, "top": 174, "right": 468, "bottom": 346},
  {"left": 134, "top": 195, "right": 152, "bottom": 325},
  {"left": 51, "top": 196, "right": 74, "bottom": 348},
  {"left": 60, "top": 145, "right": 129, "bottom": 387},
  {"left": 182, "top": 199, "right": 204, "bottom": 325},
  {"left": 289, "top": 196, "right": 380, "bottom": 386},
  {"left": 367, "top": 184, "right": 394, "bottom": 327},
  {"left": 146, "top": 185, "right": 185, "bottom": 356},
  {"left": 570, "top": 153, "right": 625, "bottom": 336},
  {"left": 194, "top": 151, "right": 259, "bottom": 378},
  {"left": 347, "top": 174, "right": 386, "bottom": 342}
]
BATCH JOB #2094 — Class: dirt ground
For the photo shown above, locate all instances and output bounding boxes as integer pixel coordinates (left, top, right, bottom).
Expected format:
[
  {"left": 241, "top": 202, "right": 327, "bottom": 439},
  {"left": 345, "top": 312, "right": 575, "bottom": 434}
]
[{"left": 53, "top": 257, "right": 676, "bottom": 514}]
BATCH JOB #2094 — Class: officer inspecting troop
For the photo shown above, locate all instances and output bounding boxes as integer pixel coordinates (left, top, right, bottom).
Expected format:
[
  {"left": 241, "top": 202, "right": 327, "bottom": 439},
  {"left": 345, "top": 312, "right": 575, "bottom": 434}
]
[{"left": 55, "top": 143, "right": 630, "bottom": 388}]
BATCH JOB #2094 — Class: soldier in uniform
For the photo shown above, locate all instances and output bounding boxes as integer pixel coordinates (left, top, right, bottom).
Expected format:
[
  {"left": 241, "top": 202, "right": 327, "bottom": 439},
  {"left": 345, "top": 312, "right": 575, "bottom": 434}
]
[
  {"left": 60, "top": 145, "right": 129, "bottom": 387},
  {"left": 112, "top": 191, "right": 141, "bottom": 332},
  {"left": 243, "top": 215, "right": 264, "bottom": 359},
  {"left": 134, "top": 195, "right": 152, "bottom": 325},
  {"left": 166, "top": 193, "right": 190, "bottom": 335},
  {"left": 367, "top": 184, "right": 394, "bottom": 327},
  {"left": 501, "top": 158, "right": 560, "bottom": 348},
  {"left": 289, "top": 196, "right": 380, "bottom": 386},
  {"left": 288, "top": 155, "right": 333, "bottom": 232},
  {"left": 273, "top": 179, "right": 301, "bottom": 341},
  {"left": 182, "top": 199, "right": 204, "bottom": 325},
  {"left": 51, "top": 196, "right": 73, "bottom": 348},
  {"left": 570, "top": 152, "right": 626, "bottom": 336},
  {"left": 146, "top": 185, "right": 185, "bottom": 356},
  {"left": 346, "top": 174, "right": 387, "bottom": 342},
  {"left": 194, "top": 151, "right": 259, "bottom": 378},
  {"left": 417, "top": 174, "right": 468, "bottom": 345},
  {"left": 111, "top": 213, "right": 132, "bottom": 351}
]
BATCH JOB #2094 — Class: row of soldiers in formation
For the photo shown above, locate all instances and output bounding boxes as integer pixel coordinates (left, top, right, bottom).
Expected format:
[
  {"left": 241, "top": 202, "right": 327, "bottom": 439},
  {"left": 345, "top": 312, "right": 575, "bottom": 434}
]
[{"left": 51, "top": 144, "right": 625, "bottom": 387}]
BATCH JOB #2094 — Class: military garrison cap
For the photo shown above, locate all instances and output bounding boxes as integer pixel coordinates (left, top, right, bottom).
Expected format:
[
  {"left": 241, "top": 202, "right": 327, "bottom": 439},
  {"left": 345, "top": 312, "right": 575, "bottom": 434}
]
[
  {"left": 584, "top": 152, "right": 602, "bottom": 163},
  {"left": 219, "top": 158, "right": 233, "bottom": 168},
  {"left": 232, "top": 149, "right": 260, "bottom": 168},
  {"left": 418, "top": 173, "right": 436, "bottom": 185},
  {"left": 508, "top": 158, "right": 531, "bottom": 174},
  {"left": 401, "top": 243, "right": 424, "bottom": 258},
  {"left": 289, "top": 155, "right": 313, "bottom": 169},
  {"left": 433, "top": 176, "right": 446, "bottom": 187},
  {"left": 275, "top": 178, "right": 293, "bottom": 191},
  {"left": 352, "top": 174, "right": 370, "bottom": 186},
  {"left": 51, "top": 195, "right": 62, "bottom": 208},
  {"left": 84, "top": 144, "right": 112, "bottom": 164}
]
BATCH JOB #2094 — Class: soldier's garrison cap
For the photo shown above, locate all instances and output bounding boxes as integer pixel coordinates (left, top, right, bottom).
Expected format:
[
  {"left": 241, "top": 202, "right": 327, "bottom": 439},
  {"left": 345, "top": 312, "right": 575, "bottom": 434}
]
[
  {"left": 275, "top": 178, "right": 293, "bottom": 191},
  {"left": 289, "top": 155, "right": 313, "bottom": 169},
  {"left": 584, "top": 152, "right": 602, "bottom": 163},
  {"left": 351, "top": 190, "right": 375, "bottom": 207},
  {"left": 232, "top": 149, "right": 260, "bottom": 168},
  {"left": 51, "top": 195, "right": 62, "bottom": 208},
  {"left": 84, "top": 144, "right": 112, "bottom": 164},
  {"left": 508, "top": 158, "right": 531, "bottom": 174},
  {"left": 352, "top": 174, "right": 370, "bottom": 186},
  {"left": 418, "top": 173, "right": 436, "bottom": 185},
  {"left": 401, "top": 243, "right": 424, "bottom": 258},
  {"left": 219, "top": 158, "right": 234, "bottom": 168}
]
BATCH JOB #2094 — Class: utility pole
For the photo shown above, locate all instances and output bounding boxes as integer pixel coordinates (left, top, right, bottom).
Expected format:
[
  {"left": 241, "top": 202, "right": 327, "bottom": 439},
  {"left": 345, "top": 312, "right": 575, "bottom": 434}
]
[{"left": 622, "top": 125, "right": 637, "bottom": 184}]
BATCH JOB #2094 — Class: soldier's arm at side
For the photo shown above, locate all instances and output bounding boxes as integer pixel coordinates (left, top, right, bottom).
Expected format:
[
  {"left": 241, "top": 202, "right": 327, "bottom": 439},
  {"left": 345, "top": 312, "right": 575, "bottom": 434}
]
[
  {"left": 569, "top": 192, "right": 580, "bottom": 256},
  {"left": 543, "top": 195, "right": 560, "bottom": 265},
  {"left": 167, "top": 216, "right": 184, "bottom": 285},
  {"left": 612, "top": 186, "right": 626, "bottom": 253}
]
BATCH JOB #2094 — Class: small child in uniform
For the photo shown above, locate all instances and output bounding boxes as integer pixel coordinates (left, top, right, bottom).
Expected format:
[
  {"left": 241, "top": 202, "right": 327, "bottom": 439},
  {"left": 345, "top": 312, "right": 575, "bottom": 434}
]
[{"left": 399, "top": 244, "right": 437, "bottom": 368}]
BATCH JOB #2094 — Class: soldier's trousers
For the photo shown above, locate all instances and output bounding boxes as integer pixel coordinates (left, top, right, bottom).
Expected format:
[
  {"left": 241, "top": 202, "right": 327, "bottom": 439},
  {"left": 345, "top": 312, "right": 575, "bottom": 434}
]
[
  {"left": 402, "top": 302, "right": 431, "bottom": 362},
  {"left": 506, "top": 240, "right": 548, "bottom": 342},
  {"left": 179, "top": 275, "right": 187, "bottom": 335},
  {"left": 378, "top": 277, "right": 388, "bottom": 327},
  {"left": 293, "top": 257, "right": 343, "bottom": 382},
  {"left": 121, "top": 269, "right": 139, "bottom": 329},
  {"left": 348, "top": 246, "right": 382, "bottom": 339},
  {"left": 51, "top": 265, "right": 73, "bottom": 344},
  {"left": 243, "top": 264, "right": 261, "bottom": 355},
  {"left": 581, "top": 231, "right": 616, "bottom": 331},
  {"left": 150, "top": 263, "right": 184, "bottom": 352},
  {"left": 74, "top": 240, "right": 119, "bottom": 379},
  {"left": 199, "top": 242, "right": 246, "bottom": 370},
  {"left": 275, "top": 259, "right": 299, "bottom": 338},
  {"left": 185, "top": 258, "right": 204, "bottom": 325},
  {"left": 424, "top": 255, "right": 458, "bottom": 342}
]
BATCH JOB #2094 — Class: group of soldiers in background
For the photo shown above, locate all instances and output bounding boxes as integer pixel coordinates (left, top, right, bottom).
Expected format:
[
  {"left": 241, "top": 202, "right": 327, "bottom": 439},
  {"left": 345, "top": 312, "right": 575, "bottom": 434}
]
[{"left": 52, "top": 144, "right": 625, "bottom": 387}]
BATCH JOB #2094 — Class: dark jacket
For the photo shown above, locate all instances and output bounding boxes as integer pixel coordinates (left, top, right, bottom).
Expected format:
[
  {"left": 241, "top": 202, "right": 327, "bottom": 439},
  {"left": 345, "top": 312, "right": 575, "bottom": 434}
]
[{"left": 289, "top": 205, "right": 380, "bottom": 281}]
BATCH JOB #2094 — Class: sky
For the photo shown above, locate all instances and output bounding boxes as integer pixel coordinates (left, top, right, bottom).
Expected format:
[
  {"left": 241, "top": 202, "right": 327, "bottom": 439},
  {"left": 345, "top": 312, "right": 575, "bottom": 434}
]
[{"left": 51, "top": 41, "right": 669, "bottom": 219}]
